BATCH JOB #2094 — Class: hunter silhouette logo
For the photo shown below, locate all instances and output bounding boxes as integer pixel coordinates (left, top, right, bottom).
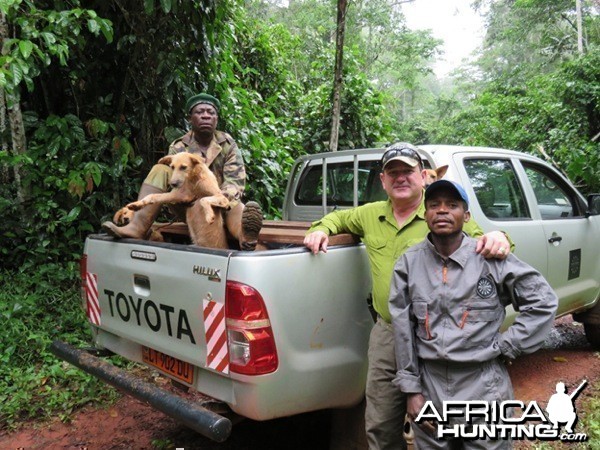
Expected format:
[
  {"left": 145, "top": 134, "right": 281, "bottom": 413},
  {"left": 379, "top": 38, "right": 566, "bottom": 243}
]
[{"left": 546, "top": 380, "right": 587, "bottom": 434}]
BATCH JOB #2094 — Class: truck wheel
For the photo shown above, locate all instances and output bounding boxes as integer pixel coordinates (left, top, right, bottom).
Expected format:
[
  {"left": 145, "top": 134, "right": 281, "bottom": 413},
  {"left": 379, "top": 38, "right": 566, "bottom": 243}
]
[
  {"left": 584, "top": 323, "right": 600, "bottom": 350},
  {"left": 329, "top": 401, "right": 367, "bottom": 450},
  {"left": 329, "top": 401, "right": 415, "bottom": 450}
]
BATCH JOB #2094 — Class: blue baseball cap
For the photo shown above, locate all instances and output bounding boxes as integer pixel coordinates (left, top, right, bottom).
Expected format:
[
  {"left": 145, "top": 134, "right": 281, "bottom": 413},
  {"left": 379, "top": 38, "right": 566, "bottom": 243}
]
[{"left": 425, "top": 180, "right": 469, "bottom": 210}]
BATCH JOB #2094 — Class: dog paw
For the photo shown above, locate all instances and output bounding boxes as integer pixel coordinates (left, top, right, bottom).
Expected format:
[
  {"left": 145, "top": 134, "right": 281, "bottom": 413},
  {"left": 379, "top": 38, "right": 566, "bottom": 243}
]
[
  {"left": 205, "top": 213, "right": 216, "bottom": 224},
  {"left": 127, "top": 201, "right": 144, "bottom": 211}
]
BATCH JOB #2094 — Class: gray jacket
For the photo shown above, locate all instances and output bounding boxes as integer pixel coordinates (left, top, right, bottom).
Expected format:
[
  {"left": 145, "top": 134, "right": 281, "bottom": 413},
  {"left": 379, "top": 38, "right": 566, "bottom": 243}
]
[{"left": 390, "top": 234, "right": 558, "bottom": 394}]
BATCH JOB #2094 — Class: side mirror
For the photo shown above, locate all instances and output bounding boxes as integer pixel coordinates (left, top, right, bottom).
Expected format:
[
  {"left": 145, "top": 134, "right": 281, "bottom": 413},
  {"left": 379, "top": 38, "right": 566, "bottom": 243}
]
[{"left": 585, "top": 194, "right": 600, "bottom": 217}]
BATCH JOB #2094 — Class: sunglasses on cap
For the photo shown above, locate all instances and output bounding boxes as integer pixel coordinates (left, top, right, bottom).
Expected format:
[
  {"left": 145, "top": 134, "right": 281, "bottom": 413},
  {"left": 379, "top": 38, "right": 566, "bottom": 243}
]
[{"left": 380, "top": 146, "right": 423, "bottom": 168}]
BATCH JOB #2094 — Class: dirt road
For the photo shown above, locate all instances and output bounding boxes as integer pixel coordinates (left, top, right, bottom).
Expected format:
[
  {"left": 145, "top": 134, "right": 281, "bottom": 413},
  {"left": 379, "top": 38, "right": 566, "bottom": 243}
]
[{"left": 2, "top": 317, "right": 599, "bottom": 449}]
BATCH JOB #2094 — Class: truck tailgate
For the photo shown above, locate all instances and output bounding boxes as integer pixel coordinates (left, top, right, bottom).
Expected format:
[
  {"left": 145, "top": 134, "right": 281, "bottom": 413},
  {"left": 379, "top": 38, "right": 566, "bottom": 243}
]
[{"left": 84, "top": 236, "right": 233, "bottom": 377}]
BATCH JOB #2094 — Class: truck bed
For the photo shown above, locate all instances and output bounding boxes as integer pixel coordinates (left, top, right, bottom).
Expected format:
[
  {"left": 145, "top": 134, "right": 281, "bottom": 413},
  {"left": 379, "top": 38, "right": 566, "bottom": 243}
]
[{"left": 81, "top": 220, "right": 372, "bottom": 422}]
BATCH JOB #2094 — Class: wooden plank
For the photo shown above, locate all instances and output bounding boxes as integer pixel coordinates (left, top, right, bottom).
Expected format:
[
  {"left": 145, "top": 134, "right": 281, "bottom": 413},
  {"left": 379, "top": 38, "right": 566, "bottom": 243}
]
[
  {"left": 262, "top": 220, "right": 312, "bottom": 230},
  {"left": 258, "top": 227, "right": 358, "bottom": 246},
  {"left": 153, "top": 221, "right": 310, "bottom": 235},
  {"left": 257, "top": 227, "right": 306, "bottom": 245},
  {"left": 151, "top": 220, "right": 358, "bottom": 247}
]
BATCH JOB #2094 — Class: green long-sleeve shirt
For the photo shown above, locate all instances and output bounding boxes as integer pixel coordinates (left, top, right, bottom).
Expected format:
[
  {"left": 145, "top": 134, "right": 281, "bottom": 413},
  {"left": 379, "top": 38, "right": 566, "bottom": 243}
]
[{"left": 308, "top": 198, "right": 484, "bottom": 323}]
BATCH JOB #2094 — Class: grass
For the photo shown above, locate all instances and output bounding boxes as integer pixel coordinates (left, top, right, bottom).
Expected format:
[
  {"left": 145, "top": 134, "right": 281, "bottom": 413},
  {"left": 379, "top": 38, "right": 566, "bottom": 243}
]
[
  {"left": 574, "top": 377, "right": 600, "bottom": 448},
  {"left": 0, "top": 263, "right": 119, "bottom": 431}
]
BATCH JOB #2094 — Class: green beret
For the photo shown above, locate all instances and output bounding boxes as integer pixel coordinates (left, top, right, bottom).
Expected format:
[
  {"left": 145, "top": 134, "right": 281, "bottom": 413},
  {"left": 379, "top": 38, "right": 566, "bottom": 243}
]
[{"left": 185, "top": 93, "right": 220, "bottom": 113}]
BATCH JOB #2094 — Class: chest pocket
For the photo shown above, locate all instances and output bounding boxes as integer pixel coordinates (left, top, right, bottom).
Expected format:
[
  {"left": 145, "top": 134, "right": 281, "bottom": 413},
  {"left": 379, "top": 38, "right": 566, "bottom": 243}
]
[
  {"left": 461, "top": 300, "right": 504, "bottom": 348},
  {"left": 464, "top": 301, "right": 501, "bottom": 323},
  {"left": 364, "top": 236, "right": 392, "bottom": 257}
]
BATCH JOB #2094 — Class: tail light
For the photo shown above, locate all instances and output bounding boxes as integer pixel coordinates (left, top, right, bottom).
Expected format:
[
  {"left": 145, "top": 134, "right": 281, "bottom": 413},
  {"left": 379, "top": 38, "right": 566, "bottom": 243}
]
[
  {"left": 225, "top": 281, "right": 278, "bottom": 375},
  {"left": 80, "top": 254, "right": 88, "bottom": 310}
]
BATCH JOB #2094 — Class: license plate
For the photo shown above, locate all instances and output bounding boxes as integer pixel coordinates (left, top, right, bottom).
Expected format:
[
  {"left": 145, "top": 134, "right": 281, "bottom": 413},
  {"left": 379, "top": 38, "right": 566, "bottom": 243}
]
[{"left": 142, "top": 346, "right": 194, "bottom": 384}]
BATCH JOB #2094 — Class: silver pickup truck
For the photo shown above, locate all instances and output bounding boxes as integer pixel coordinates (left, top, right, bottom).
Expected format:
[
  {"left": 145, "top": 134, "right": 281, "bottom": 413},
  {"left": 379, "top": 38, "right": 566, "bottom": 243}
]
[{"left": 52, "top": 145, "right": 600, "bottom": 442}]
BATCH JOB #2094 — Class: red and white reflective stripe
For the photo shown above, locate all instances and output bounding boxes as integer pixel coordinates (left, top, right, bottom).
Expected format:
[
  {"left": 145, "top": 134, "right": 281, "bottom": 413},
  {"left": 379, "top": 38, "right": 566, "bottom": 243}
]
[
  {"left": 86, "top": 272, "right": 101, "bottom": 326},
  {"left": 203, "top": 299, "right": 229, "bottom": 374}
]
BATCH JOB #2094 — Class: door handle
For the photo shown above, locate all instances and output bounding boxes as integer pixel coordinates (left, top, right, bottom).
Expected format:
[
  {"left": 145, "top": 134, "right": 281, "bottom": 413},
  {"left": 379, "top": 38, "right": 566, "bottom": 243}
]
[
  {"left": 548, "top": 236, "right": 563, "bottom": 244},
  {"left": 133, "top": 274, "right": 151, "bottom": 296}
]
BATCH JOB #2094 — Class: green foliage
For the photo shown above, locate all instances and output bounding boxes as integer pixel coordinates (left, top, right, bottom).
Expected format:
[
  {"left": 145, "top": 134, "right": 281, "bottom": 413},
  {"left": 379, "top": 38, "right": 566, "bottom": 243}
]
[
  {"left": 582, "top": 380, "right": 600, "bottom": 445},
  {"left": 201, "top": 6, "right": 304, "bottom": 217},
  {"left": 257, "top": 0, "right": 441, "bottom": 136},
  {"left": 0, "top": 113, "right": 141, "bottom": 270},
  {"left": 0, "top": 0, "right": 113, "bottom": 95},
  {"left": 474, "top": 0, "right": 600, "bottom": 85},
  {"left": 0, "top": 0, "right": 594, "bottom": 273},
  {"left": 298, "top": 49, "right": 392, "bottom": 153},
  {"left": 0, "top": 265, "right": 118, "bottom": 430},
  {"left": 151, "top": 438, "right": 175, "bottom": 450},
  {"left": 410, "top": 46, "right": 600, "bottom": 194}
]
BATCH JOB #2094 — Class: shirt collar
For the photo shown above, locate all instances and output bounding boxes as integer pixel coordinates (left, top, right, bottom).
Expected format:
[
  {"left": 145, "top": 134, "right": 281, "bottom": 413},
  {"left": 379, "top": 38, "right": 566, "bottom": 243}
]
[
  {"left": 378, "top": 193, "right": 426, "bottom": 229},
  {"left": 181, "top": 130, "right": 224, "bottom": 147},
  {"left": 425, "top": 232, "right": 473, "bottom": 268}
]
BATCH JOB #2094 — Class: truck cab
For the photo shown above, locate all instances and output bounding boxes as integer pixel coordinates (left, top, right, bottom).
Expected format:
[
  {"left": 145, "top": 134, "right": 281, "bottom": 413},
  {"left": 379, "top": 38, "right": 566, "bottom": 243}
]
[{"left": 283, "top": 145, "right": 600, "bottom": 345}]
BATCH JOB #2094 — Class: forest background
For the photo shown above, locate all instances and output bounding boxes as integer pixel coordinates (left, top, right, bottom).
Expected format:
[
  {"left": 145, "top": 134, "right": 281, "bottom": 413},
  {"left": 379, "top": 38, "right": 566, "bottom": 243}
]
[{"left": 0, "top": 0, "right": 599, "bottom": 430}]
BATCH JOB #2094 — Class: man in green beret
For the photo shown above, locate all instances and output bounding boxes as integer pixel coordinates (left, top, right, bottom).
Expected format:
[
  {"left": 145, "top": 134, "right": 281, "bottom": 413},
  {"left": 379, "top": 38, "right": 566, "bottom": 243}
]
[{"left": 102, "top": 92, "right": 263, "bottom": 251}]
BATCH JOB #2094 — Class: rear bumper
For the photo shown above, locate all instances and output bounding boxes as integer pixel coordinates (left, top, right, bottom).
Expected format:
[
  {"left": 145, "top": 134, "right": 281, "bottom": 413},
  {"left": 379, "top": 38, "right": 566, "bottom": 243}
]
[{"left": 49, "top": 340, "right": 232, "bottom": 442}]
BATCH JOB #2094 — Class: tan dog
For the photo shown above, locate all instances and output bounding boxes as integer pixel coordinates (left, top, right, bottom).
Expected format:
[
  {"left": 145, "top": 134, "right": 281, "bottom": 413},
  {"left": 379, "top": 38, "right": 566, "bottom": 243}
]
[
  {"left": 424, "top": 165, "right": 448, "bottom": 187},
  {"left": 126, "top": 153, "right": 229, "bottom": 249}
]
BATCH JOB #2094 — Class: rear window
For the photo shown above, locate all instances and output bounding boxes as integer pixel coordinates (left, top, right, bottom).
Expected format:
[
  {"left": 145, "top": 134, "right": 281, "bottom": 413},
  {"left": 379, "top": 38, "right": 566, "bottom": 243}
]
[{"left": 295, "top": 161, "right": 386, "bottom": 206}]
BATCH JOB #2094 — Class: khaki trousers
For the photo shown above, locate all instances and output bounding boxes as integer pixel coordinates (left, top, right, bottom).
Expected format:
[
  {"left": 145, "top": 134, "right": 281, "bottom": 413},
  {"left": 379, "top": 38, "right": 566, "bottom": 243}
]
[{"left": 365, "top": 317, "right": 408, "bottom": 450}]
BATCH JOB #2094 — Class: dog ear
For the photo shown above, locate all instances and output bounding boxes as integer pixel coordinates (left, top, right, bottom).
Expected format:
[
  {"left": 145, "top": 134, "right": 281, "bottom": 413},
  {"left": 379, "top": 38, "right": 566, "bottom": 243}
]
[
  {"left": 187, "top": 153, "right": 206, "bottom": 166},
  {"left": 158, "top": 156, "right": 173, "bottom": 166},
  {"left": 435, "top": 165, "right": 449, "bottom": 179}
]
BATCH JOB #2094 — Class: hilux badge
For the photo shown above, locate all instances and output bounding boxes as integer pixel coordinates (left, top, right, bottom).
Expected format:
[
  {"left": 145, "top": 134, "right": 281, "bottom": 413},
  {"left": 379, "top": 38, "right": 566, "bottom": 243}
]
[{"left": 193, "top": 265, "right": 221, "bottom": 282}]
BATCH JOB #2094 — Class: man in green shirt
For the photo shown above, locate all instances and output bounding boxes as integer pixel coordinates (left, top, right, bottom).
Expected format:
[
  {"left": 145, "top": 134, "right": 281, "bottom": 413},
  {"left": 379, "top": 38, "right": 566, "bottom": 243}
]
[{"left": 304, "top": 143, "right": 512, "bottom": 450}]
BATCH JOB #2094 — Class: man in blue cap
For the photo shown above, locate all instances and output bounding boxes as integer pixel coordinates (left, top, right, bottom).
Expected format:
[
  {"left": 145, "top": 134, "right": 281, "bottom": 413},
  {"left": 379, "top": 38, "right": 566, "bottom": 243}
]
[
  {"left": 389, "top": 180, "right": 557, "bottom": 449},
  {"left": 304, "top": 144, "right": 516, "bottom": 449},
  {"left": 103, "top": 92, "right": 262, "bottom": 250}
]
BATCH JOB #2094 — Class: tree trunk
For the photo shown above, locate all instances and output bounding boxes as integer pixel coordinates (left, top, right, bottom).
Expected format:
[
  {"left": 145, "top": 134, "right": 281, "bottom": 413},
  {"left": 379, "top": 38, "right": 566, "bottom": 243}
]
[
  {"left": 329, "top": 0, "right": 349, "bottom": 153},
  {"left": 0, "top": 11, "right": 28, "bottom": 205},
  {"left": 6, "top": 91, "right": 28, "bottom": 205},
  {"left": 0, "top": 87, "right": 9, "bottom": 184},
  {"left": 576, "top": 0, "right": 583, "bottom": 54}
]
